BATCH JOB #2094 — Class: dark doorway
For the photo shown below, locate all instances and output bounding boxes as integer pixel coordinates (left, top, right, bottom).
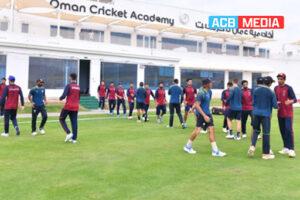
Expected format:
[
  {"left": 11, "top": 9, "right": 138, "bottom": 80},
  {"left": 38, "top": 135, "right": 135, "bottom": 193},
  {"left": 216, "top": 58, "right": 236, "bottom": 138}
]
[{"left": 79, "top": 60, "right": 90, "bottom": 95}]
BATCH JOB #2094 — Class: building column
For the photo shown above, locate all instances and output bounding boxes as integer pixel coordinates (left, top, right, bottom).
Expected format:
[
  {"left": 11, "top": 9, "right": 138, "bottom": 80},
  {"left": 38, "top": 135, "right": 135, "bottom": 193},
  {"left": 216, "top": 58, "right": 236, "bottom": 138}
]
[
  {"left": 131, "top": 31, "right": 137, "bottom": 47},
  {"left": 221, "top": 39, "right": 226, "bottom": 54},
  {"left": 255, "top": 44, "right": 260, "bottom": 57},
  {"left": 243, "top": 71, "right": 252, "bottom": 87},
  {"left": 174, "top": 64, "right": 181, "bottom": 85},
  {"left": 89, "top": 58, "right": 101, "bottom": 97},
  {"left": 75, "top": 24, "right": 81, "bottom": 40},
  {"left": 239, "top": 42, "right": 244, "bottom": 57},
  {"left": 202, "top": 38, "right": 207, "bottom": 54},
  {"left": 157, "top": 34, "right": 162, "bottom": 50},
  {"left": 224, "top": 71, "right": 229, "bottom": 88},
  {"left": 137, "top": 64, "right": 145, "bottom": 87},
  {"left": 104, "top": 26, "right": 111, "bottom": 44}
]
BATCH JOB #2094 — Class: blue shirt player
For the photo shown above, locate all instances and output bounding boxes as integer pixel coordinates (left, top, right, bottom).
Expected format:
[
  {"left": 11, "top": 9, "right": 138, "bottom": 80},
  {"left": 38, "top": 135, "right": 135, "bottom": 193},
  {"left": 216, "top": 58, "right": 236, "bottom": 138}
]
[{"left": 136, "top": 82, "right": 147, "bottom": 122}]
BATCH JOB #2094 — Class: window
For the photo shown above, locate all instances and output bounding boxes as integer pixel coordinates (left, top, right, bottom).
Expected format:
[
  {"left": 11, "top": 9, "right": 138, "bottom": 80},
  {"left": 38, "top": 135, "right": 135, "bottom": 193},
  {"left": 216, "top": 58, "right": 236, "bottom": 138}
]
[
  {"left": 50, "top": 25, "right": 75, "bottom": 39},
  {"left": 0, "top": 55, "right": 6, "bottom": 79},
  {"left": 29, "top": 57, "right": 78, "bottom": 89},
  {"left": 229, "top": 72, "right": 243, "bottom": 85},
  {"left": 144, "top": 66, "right": 174, "bottom": 89},
  {"left": 258, "top": 48, "right": 269, "bottom": 58},
  {"left": 21, "top": 23, "right": 29, "bottom": 33},
  {"left": 162, "top": 37, "right": 200, "bottom": 52},
  {"left": 111, "top": 32, "right": 131, "bottom": 46},
  {"left": 243, "top": 46, "right": 255, "bottom": 57},
  {"left": 137, "top": 35, "right": 156, "bottom": 48},
  {"left": 226, "top": 44, "right": 239, "bottom": 56},
  {"left": 207, "top": 42, "right": 222, "bottom": 54},
  {"left": 80, "top": 29, "right": 104, "bottom": 42},
  {"left": 252, "top": 73, "right": 262, "bottom": 88},
  {"left": 0, "top": 21, "right": 8, "bottom": 31},
  {"left": 101, "top": 62, "right": 137, "bottom": 88}
]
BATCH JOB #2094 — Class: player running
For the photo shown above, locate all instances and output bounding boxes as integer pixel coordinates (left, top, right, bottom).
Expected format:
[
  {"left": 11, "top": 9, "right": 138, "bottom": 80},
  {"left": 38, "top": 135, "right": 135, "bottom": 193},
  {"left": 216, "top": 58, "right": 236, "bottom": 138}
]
[
  {"left": 136, "top": 82, "right": 147, "bottom": 122},
  {"left": 59, "top": 73, "right": 80, "bottom": 144},
  {"left": 155, "top": 82, "right": 167, "bottom": 123},
  {"left": 182, "top": 79, "right": 197, "bottom": 128},
  {"left": 274, "top": 73, "right": 297, "bottom": 158},
  {"left": 106, "top": 82, "right": 116, "bottom": 115},
  {"left": 248, "top": 76, "right": 278, "bottom": 160},
  {"left": 116, "top": 82, "right": 127, "bottom": 118},
  {"left": 1, "top": 76, "right": 24, "bottom": 137},
  {"left": 143, "top": 83, "right": 155, "bottom": 122},
  {"left": 183, "top": 79, "right": 226, "bottom": 157},
  {"left": 97, "top": 80, "right": 106, "bottom": 110},
  {"left": 221, "top": 82, "right": 233, "bottom": 133},
  {"left": 127, "top": 82, "right": 136, "bottom": 119},
  {"left": 0, "top": 77, "right": 7, "bottom": 116},
  {"left": 241, "top": 80, "right": 253, "bottom": 138},
  {"left": 28, "top": 79, "right": 48, "bottom": 136}
]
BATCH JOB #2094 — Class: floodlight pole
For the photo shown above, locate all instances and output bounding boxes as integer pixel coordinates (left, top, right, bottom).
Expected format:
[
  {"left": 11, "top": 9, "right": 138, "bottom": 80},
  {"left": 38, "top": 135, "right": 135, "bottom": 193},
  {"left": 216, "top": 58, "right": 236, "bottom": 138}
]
[{"left": 10, "top": 0, "right": 15, "bottom": 32}]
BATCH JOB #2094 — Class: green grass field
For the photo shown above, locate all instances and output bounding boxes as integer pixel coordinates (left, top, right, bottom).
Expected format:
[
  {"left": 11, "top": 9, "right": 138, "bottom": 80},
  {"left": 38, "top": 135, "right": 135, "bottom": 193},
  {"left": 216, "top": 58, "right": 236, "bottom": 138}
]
[{"left": 0, "top": 109, "right": 299, "bottom": 200}]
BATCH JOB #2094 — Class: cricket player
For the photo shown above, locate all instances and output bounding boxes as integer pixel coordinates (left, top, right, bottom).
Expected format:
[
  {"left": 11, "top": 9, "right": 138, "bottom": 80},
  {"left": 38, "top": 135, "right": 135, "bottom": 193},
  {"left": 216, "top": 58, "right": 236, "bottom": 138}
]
[
  {"left": 168, "top": 79, "right": 185, "bottom": 129},
  {"left": 116, "top": 82, "right": 127, "bottom": 117},
  {"left": 28, "top": 79, "right": 48, "bottom": 136},
  {"left": 221, "top": 82, "right": 233, "bottom": 133},
  {"left": 155, "top": 82, "right": 167, "bottom": 123},
  {"left": 0, "top": 77, "right": 7, "bottom": 116},
  {"left": 274, "top": 73, "right": 297, "bottom": 158},
  {"left": 127, "top": 82, "right": 136, "bottom": 119},
  {"left": 106, "top": 82, "right": 116, "bottom": 115},
  {"left": 183, "top": 79, "right": 226, "bottom": 157},
  {"left": 97, "top": 80, "right": 106, "bottom": 110},
  {"left": 226, "top": 79, "right": 242, "bottom": 140},
  {"left": 241, "top": 80, "right": 253, "bottom": 138},
  {"left": 1, "top": 76, "right": 24, "bottom": 137},
  {"left": 248, "top": 76, "right": 278, "bottom": 160},
  {"left": 143, "top": 83, "right": 155, "bottom": 122},
  {"left": 59, "top": 73, "right": 80, "bottom": 143},
  {"left": 136, "top": 82, "right": 146, "bottom": 122},
  {"left": 183, "top": 79, "right": 197, "bottom": 127}
]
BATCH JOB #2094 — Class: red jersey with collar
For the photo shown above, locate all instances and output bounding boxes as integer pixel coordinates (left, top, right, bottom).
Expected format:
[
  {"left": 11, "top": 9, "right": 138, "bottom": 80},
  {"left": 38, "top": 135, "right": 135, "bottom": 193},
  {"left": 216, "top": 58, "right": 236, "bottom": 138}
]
[
  {"left": 127, "top": 88, "right": 135, "bottom": 103},
  {"left": 242, "top": 88, "right": 253, "bottom": 111},
  {"left": 155, "top": 88, "right": 166, "bottom": 105},
  {"left": 4, "top": 84, "right": 24, "bottom": 109},
  {"left": 107, "top": 86, "right": 116, "bottom": 100},
  {"left": 116, "top": 86, "right": 125, "bottom": 99},
  {"left": 98, "top": 85, "right": 106, "bottom": 97},
  {"left": 64, "top": 83, "right": 80, "bottom": 111},
  {"left": 221, "top": 89, "right": 230, "bottom": 110},
  {"left": 145, "top": 89, "right": 154, "bottom": 105},
  {"left": 274, "top": 84, "right": 297, "bottom": 118},
  {"left": 183, "top": 86, "right": 197, "bottom": 106}
]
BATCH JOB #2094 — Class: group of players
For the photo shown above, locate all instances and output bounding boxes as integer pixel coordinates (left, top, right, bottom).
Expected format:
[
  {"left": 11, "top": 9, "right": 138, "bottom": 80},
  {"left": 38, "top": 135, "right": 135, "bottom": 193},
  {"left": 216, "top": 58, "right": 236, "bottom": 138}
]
[{"left": 0, "top": 72, "right": 297, "bottom": 160}]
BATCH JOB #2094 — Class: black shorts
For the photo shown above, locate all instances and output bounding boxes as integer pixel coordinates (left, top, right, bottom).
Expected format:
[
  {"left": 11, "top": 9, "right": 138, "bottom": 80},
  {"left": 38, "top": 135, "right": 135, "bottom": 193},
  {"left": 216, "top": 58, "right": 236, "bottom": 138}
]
[
  {"left": 136, "top": 102, "right": 145, "bottom": 110},
  {"left": 228, "top": 110, "right": 242, "bottom": 120},
  {"left": 196, "top": 114, "right": 214, "bottom": 129},
  {"left": 156, "top": 105, "right": 166, "bottom": 115}
]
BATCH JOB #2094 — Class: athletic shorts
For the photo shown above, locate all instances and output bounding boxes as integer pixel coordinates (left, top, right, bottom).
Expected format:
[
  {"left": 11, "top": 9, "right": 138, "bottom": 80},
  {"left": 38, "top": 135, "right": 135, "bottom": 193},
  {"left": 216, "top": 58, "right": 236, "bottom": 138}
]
[
  {"left": 228, "top": 110, "right": 242, "bottom": 120},
  {"left": 185, "top": 105, "right": 193, "bottom": 112},
  {"left": 156, "top": 105, "right": 167, "bottom": 115},
  {"left": 196, "top": 114, "right": 214, "bottom": 129},
  {"left": 136, "top": 102, "right": 145, "bottom": 110}
]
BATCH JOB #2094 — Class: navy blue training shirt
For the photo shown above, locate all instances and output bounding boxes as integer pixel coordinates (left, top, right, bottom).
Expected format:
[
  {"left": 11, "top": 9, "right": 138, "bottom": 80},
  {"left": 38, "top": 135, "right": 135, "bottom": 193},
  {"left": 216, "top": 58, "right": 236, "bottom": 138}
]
[
  {"left": 168, "top": 84, "right": 183, "bottom": 104},
  {"left": 136, "top": 87, "right": 147, "bottom": 103},
  {"left": 29, "top": 86, "right": 46, "bottom": 107},
  {"left": 228, "top": 86, "right": 242, "bottom": 111}
]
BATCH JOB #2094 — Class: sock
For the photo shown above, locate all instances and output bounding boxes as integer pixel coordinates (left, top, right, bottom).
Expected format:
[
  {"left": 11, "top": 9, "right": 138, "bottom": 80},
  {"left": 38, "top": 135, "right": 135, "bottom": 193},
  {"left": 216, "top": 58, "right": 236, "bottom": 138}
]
[
  {"left": 228, "top": 129, "right": 233, "bottom": 135},
  {"left": 186, "top": 139, "right": 193, "bottom": 148},
  {"left": 211, "top": 142, "right": 218, "bottom": 152},
  {"left": 237, "top": 132, "right": 241, "bottom": 136}
]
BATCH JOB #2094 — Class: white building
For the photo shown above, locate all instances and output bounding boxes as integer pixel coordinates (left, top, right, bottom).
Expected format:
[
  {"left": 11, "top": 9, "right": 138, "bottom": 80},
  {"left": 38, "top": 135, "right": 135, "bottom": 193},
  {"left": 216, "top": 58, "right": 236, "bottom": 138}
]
[{"left": 0, "top": 0, "right": 299, "bottom": 98}]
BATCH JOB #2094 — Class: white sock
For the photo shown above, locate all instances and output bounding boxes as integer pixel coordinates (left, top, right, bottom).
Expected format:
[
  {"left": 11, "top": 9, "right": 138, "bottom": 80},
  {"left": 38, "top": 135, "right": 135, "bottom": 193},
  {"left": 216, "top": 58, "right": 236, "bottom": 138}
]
[
  {"left": 186, "top": 139, "right": 193, "bottom": 148},
  {"left": 211, "top": 142, "right": 218, "bottom": 152}
]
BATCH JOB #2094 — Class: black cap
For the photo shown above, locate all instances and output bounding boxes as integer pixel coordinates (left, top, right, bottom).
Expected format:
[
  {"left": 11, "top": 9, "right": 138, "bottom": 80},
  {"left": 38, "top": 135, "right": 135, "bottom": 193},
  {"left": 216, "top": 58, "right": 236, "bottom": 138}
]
[
  {"left": 202, "top": 78, "right": 212, "bottom": 86},
  {"left": 263, "top": 76, "right": 275, "bottom": 85},
  {"left": 257, "top": 77, "right": 264, "bottom": 85}
]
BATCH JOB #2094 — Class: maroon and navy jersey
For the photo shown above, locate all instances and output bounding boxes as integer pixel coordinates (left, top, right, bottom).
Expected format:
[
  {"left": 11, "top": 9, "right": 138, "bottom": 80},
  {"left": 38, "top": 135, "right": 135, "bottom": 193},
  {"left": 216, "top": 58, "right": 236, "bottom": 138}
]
[
  {"left": 116, "top": 86, "right": 125, "bottom": 99},
  {"left": 221, "top": 89, "right": 230, "bottom": 110},
  {"left": 0, "top": 83, "right": 6, "bottom": 98},
  {"left": 145, "top": 89, "right": 155, "bottom": 105},
  {"left": 127, "top": 88, "right": 135, "bottom": 103},
  {"left": 1, "top": 84, "right": 24, "bottom": 110},
  {"left": 274, "top": 84, "right": 297, "bottom": 118},
  {"left": 97, "top": 85, "right": 106, "bottom": 97},
  {"left": 183, "top": 86, "right": 197, "bottom": 106},
  {"left": 155, "top": 88, "right": 166, "bottom": 106},
  {"left": 60, "top": 83, "right": 80, "bottom": 111},
  {"left": 107, "top": 86, "right": 116, "bottom": 100},
  {"left": 242, "top": 88, "right": 253, "bottom": 111}
]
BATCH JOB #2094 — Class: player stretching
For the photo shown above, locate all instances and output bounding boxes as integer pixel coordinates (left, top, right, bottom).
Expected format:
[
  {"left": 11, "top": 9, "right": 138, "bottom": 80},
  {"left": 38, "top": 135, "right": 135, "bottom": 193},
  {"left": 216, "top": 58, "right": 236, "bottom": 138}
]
[
  {"left": 183, "top": 79, "right": 197, "bottom": 128},
  {"left": 97, "top": 80, "right": 106, "bottom": 110},
  {"left": 183, "top": 79, "right": 226, "bottom": 157},
  {"left": 143, "top": 83, "right": 155, "bottom": 122},
  {"left": 155, "top": 82, "right": 167, "bottom": 123},
  {"left": 116, "top": 82, "right": 127, "bottom": 118},
  {"left": 1, "top": 76, "right": 24, "bottom": 137},
  {"left": 28, "top": 79, "right": 48, "bottom": 136},
  {"left": 136, "top": 82, "right": 146, "bottom": 122},
  {"left": 127, "top": 82, "right": 135, "bottom": 119},
  {"left": 59, "top": 73, "right": 80, "bottom": 144},
  {"left": 275, "top": 73, "right": 297, "bottom": 158}
]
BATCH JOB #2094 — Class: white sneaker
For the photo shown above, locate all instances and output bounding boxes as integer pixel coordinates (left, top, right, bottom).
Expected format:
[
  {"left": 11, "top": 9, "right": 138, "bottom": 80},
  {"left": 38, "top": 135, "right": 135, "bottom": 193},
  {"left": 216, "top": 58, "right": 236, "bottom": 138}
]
[
  {"left": 262, "top": 154, "right": 275, "bottom": 160},
  {"left": 71, "top": 140, "right": 77, "bottom": 144},
  {"left": 288, "top": 150, "right": 296, "bottom": 158},
  {"left": 137, "top": 120, "right": 141, "bottom": 123},
  {"left": 226, "top": 134, "right": 234, "bottom": 139},
  {"left": 212, "top": 150, "right": 227, "bottom": 157},
  {"left": 65, "top": 133, "right": 73, "bottom": 142},
  {"left": 31, "top": 132, "right": 37, "bottom": 136},
  {"left": 222, "top": 128, "right": 228, "bottom": 133},
  {"left": 257, "top": 135, "right": 262, "bottom": 140},
  {"left": 1, "top": 133, "right": 9, "bottom": 137},
  {"left": 242, "top": 134, "right": 247, "bottom": 139},
  {"left": 128, "top": 116, "right": 133, "bottom": 120},
  {"left": 201, "top": 130, "right": 207, "bottom": 134},
  {"left": 278, "top": 148, "right": 289, "bottom": 155},
  {"left": 183, "top": 146, "right": 197, "bottom": 154},
  {"left": 39, "top": 129, "right": 45, "bottom": 135},
  {"left": 248, "top": 146, "right": 256, "bottom": 157}
]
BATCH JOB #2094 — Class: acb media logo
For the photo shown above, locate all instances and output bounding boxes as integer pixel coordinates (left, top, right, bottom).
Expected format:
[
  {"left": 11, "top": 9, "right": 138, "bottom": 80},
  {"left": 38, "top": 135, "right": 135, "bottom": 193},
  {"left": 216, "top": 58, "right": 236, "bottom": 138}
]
[{"left": 208, "top": 16, "right": 284, "bottom": 29}]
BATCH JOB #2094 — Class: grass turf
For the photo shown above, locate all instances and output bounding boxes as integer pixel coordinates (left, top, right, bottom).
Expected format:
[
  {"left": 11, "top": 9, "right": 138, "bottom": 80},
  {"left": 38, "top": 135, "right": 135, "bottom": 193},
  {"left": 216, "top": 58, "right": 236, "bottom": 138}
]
[{"left": 0, "top": 109, "right": 299, "bottom": 200}]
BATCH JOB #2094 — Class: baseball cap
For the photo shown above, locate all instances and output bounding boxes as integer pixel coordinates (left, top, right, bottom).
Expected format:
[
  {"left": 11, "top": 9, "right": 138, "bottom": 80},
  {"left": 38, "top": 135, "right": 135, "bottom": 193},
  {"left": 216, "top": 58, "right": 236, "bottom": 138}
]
[
  {"left": 202, "top": 78, "right": 212, "bottom": 85},
  {"left": 264, "top": 76, "right": 275, "bottom": 85},
  {"left": 277, "top": 73, "right": 286, "bottom": 80},
  {"left": 257, "top": 77, "right": 264, "bottom": 84},
  {"left": 8, "top": 75, "right": 15, "bottom": 82}
]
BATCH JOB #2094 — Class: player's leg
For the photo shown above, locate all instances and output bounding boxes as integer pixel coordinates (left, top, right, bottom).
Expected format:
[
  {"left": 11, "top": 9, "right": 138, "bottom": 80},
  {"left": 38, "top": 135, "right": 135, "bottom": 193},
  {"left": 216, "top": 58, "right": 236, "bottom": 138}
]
[
  {"left": 116, "top": 99, "right": 121, "bottom": 116},
  {"left": 285, "top": 117, "right": 296, "bottom": 157},
  {"left": 59, "top": 109, "right": 72, "bottom": 142},
  {"left": 1, "top": 109, "right": 10, "bottom": 136},
  {"left": 208, "top": 124, "right": 226, "bottom": 157},
  {"left": 278, "top": 117, "right": 289, "bottom": 154},
  {"left": 183, "top": 105, "right": 189, "bottom": 124},
  {"left": 241, "top": 111, "right": 248, "bottom": 136},
  {"left": 136, "top": 103, "right": 142, "bottom": 122},
  {"left": 262, "top": 116, "right": 274, "bottom": 159},
  {"left": 168, "top": 103, "right": 175, "bottom": 127},
  {"left": 156, "top": 105, "right": 161, "bottom": 123},
  {"left": 236, "top": 111, "right": 242, "bottom": 140},
  {"left": 184, "top": 126, "right": 201, "bottom": 154},
  {"left": 248, "top": 115, "right": 261, "bottom": 157},
  {"left": 144, "top": 104, "right": 149, "bottom": 121},
  {"left": 226, "top": 110, "right": 234, "bottom": 139},
  {"left": 10, "top": 109, "right": 20, "bottom": 136},
  {"left": 175, "top": 103, "right": 185, "bottom": 128},
  {"left": 39, "top": 106, "right": 48, "bottom": 134},
  {"left": 69, "top": 111, "right": 78, "bottom": 143},
  {"left": 31, "top": 106, "right": 38, "bottom": 135},
  {"left": 108, "top": 100, "right": 113, "bottom": 114},
  {"left": 128, "top": 102, "right": 134, "bottom": 119}
]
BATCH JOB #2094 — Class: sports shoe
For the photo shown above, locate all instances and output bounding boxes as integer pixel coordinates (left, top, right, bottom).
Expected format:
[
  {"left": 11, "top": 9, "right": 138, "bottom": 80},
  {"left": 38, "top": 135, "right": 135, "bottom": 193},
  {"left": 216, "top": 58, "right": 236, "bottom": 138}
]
[
  {"left": 226, "top": 134, "right": 234, "bottom": 139},
  {"left": 166, "top": 125, "right": 173, "bottom": 128},
  {"left": 1, "top": 133, "right": 9, "bottom": 137},
  {"left": 183, "top": 146, "right": 196, "bottom": 154},
  {"left": 235, "top": 133, "right": 241, "bottom": 141},
  {"left": 201, "top": 130, "right": 207, "bottom": 134},
  {"left": 212, "top": 150, "right": 226, "bottom": 157},
  {"left": 248, "top": 146, "right": 256, "bottom": 157},
  {"left": 65, "top": 133, "right": 73, "bottom": 142},
  {"left": 32, "top": 132, "right": 38, "bottom": 136},
  {"left": 71, "top": 140, "right": 77, "bottom": 144},
  {"left": 39, "top": 129, "right": 45, "bottom": 135},
  {"left": 242, "top": 134, "right": 247, "bottom": 139},
  {"left": 117, "top": 115, "right": 120, "bottom": 118},
  {"left": 222, "top": 128, "right": 228, "bottom": 133},
  {"left": 137, "top": 120, "right": 141, "bottom": 123},
  {"left": 288, "top": 150, "right": 296, "bottom": 158},
  {"left": 257, "top": 135, "right": 262, "bottom": 140},
  {"left": 128, "top": 116, "right": 133, "bottom": 120},
  {"left": 278, "top": 148, "right": 289, "bottom": 155},
  {"left": 182, "top": 123, "right": 187, "bottom": 129},
  {"left": 157, "top": 118, "right": 161, "bottom": 123},
  {"left": 262, "top": 154, "right": 275, "bottom": 160}
]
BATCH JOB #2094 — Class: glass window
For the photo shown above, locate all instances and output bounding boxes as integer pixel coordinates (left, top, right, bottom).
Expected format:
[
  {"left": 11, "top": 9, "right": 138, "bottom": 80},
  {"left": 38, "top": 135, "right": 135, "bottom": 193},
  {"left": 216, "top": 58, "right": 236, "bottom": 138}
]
[
  {"left": 259, "top": 48, "right": 268, "bottom": 58},
  {"left": 0, "top": 55, "right": 6, "bottom": 79},
  {"left": 137, "top": 35, "right": 156, "bottom": 48},
  {"left": 162, "top": 37, "right": 198, "bottom": 52},
  {"left": 144, "top": 65, "right": 174, "bottom": 89},
  {"left": 29, "top": 57, "right": 78, "bottom": 89},
  {"left": 111, "top": 32, "right": 131, "bottom": 46},
  {"left": 21, "top": 23, "right": 29, "bottom": 33},
  {"left": 252, "top": 73, "right": 262, "bottom": 88},
  {"left": 243, "top": 46, "right": 255, "bottom": 57},
  {"left": 229, "top": 72, "right": 243, "bottom": 86},
  {"left": 80, "top": 29, "right": 104, "bottom": 42},
  {"left": 101, "top": 62, "right": 137, "bottom": 88},
  {"left": 0, "top": 21, "right": 8, "bottom": 31},
  {"left": 226, "top": 44, "right": 239, "bottom": 56},
  {"left": 50, "top": 25, "right": 75, "bottom": 39},
  {"left": 207, "top": 42, "right": 222, "bottom": 54}
]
